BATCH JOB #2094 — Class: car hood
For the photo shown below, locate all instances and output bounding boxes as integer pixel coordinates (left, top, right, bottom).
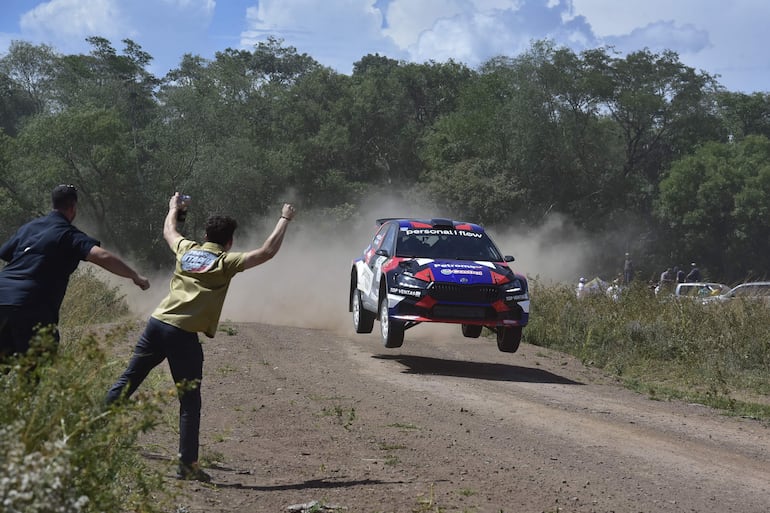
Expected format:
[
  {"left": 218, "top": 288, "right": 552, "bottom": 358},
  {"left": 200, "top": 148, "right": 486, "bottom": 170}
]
[{"left": 398, "top": 258, "right": 517, "bottom": 286}]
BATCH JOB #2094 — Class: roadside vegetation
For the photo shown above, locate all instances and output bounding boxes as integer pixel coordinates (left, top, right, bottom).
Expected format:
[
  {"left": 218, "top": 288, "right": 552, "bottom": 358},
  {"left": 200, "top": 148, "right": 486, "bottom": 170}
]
[
  {"left": 2, "top": 272, "right": 769, "bottom": 511},
  {"left": 0, "top": 269, "right": 171, "bottom": 513},
  {"left": 526, "top": 279, "right": 770, "bottom": 420}
]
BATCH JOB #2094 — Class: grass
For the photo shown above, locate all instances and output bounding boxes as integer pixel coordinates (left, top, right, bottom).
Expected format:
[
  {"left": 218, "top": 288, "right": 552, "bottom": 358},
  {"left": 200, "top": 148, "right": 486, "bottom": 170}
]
[
  {"left": 525, "top": 279, "right": 770, "bottom": 420},
  {"left": 320, "top": 404, "right": 357, "bottom": 430},
  {"left": 0, "top": 269, "right": 172, "bottom": 513}
]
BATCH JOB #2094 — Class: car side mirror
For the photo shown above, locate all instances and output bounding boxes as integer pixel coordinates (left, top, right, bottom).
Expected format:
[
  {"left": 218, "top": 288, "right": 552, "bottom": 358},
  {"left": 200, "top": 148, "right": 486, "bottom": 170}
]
[
  {"left": 375, "top": 249, "right": 390, "bottom": 257},
  {"left": 504, "top": 255, "right": 515, "bottom": 262}
]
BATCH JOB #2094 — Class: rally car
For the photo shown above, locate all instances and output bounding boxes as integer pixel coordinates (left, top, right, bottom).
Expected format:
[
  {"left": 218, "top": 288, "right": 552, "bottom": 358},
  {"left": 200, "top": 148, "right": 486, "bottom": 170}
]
[{"left": 349, "top": 218, "right": 530, "bottom": 352}]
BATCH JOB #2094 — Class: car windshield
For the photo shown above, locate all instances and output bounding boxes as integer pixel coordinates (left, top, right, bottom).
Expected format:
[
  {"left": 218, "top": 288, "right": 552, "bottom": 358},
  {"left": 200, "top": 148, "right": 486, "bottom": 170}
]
[{"left": 395, "top": 230, "right": 503, "bottom": 261}]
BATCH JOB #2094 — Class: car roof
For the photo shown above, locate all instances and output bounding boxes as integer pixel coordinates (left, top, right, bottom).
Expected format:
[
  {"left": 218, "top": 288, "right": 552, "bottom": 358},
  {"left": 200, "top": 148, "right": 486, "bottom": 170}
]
[{"left": 376, "top": 218, "right": 486, "bottom": 233}]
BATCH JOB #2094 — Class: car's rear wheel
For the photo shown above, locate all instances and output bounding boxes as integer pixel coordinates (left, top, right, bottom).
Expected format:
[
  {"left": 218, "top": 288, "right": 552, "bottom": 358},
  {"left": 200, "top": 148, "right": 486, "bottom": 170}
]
[
  {"left": 352, "top": 289, "right": 375, "bottom": 333},
  {"left": 380, "top": 295, "right": 404, "bottom": 348},
  {"left": 496, "top": 326, "right": 522, "bottom": 353},
  {"left": 461, "top": 324, "right": 483, "bottom": 338}
]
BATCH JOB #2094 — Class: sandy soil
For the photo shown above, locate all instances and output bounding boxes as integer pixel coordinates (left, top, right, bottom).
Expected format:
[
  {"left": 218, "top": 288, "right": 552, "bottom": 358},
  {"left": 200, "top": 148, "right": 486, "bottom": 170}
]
[{"left": 116, "top": 319, "right": 770, "bottom": 513}]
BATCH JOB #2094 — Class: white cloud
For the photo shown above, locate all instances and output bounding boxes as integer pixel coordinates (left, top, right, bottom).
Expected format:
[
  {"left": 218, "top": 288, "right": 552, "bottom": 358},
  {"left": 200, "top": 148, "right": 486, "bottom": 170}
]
[
  {"left": 2, "top": 0, "right": 769, "bottom": 92},
  {"left": 19, "top": 0, "right": 126, "bottom": 46},
  {"left": 241, "top": 0, "right": 401, "bottom": 73}
]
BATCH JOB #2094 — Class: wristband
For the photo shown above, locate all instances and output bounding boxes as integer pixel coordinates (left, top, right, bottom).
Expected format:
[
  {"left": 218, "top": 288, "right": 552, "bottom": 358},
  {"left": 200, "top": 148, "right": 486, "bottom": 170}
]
[{"left": 281, "top": 216, "right": 291, "bottom": 221}]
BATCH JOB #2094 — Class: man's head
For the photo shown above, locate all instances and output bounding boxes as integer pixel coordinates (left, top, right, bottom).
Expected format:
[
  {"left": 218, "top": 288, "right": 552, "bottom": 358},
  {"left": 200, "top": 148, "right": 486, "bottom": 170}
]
[
  {"left": 205, "top": 215, "right": 238, "bottom": 247},
  {"left": 52, "top": 184, "right": 78, "bottom": 220}
]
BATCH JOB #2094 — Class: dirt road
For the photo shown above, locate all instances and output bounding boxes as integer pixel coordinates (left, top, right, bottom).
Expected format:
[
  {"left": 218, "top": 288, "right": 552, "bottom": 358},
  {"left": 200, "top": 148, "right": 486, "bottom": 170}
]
[{"left": 135, "top": 321, "right": 770, "bottom": 513}]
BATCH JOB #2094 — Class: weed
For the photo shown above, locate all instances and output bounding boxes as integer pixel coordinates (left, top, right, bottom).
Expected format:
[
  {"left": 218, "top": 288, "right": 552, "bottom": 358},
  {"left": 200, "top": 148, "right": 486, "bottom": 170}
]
[
  {"left": 321, "top": 404, "right": 356, "bottom": 430},
  {"left": 388, "top": 422, "right": 420, "bottom": 430},
  {"left": 527, "top": 279, "right": 770, "bottom": 419}
]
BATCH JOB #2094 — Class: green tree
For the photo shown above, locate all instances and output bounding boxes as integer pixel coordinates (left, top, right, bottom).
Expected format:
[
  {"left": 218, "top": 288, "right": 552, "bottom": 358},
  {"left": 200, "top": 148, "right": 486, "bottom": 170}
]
[
  {"left": 656, "top": 135, "right": 770, "bottom": 281},
  {"left": 0, "top": 41, "right": 59, "bottom": 135}
]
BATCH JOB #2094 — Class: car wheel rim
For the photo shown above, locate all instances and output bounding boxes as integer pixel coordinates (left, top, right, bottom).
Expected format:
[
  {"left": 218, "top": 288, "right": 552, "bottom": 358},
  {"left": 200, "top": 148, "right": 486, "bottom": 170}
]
[{"left": 381, "top": 304, "right": 389, "bottom": 339}]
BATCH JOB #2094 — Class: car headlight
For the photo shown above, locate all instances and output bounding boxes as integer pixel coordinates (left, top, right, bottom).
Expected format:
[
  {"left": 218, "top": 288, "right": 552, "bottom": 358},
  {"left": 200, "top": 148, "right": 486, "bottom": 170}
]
[
  {"left": 395, "top": 273, "right": 429, "bottom": 289},
  {"left": 504, "top": 278, "right": 529, "bottom": 301}
]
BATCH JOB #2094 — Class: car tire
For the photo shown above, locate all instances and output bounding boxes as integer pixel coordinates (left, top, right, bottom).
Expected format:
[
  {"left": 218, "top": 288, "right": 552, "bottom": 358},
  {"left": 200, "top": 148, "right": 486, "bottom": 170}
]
[
  {"left": 353, "top": 289, "right": 375, "bottom": 333},
  {"left": 496, "top": 326, "right": 522, "bottom": 353},
  {"left": 379, "top": 295, "right": 404, "bottom": 348},
  {"left": 461, "top": 324, "right": 483, "bottom": 338}
]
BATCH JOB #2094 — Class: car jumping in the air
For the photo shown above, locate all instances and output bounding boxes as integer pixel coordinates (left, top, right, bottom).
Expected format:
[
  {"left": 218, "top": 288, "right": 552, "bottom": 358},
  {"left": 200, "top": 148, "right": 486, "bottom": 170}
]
[{"left": 349, "top": 218, "right": 530, "bottom": 352}]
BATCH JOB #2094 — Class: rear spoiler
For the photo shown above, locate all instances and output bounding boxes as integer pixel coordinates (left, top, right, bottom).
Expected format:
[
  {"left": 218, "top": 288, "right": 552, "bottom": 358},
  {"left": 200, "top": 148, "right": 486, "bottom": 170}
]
[{"left": 375, "top": 218, "right": 466, "bottom": 228}]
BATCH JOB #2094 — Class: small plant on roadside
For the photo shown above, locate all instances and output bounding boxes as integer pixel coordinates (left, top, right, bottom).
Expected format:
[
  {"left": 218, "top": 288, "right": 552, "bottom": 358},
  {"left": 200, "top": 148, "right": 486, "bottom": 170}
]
[
  {"left": 388, "top": 422, "right": 420, "bottom": 430},
  {"left": 414, "top": 483, "right": 446, "bottom": 512},
  {"left": 0, "top": 329, "right": 170, "bottom": 513}
]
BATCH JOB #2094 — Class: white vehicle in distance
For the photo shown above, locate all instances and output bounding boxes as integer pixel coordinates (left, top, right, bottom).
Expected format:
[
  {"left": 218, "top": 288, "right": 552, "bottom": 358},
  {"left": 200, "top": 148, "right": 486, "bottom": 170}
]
[
  {"left": 674, "top": 282, "right": 729, "bottom": 300},
  {"left": 703, "top": 281, "right": 770, "bottom": 304}
]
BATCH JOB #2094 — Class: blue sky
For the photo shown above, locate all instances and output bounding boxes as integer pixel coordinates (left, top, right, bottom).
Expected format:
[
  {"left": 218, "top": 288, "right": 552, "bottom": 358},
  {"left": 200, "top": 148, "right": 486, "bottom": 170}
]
[{"left": 0, "top": 0, "right": 767, "bottom": 93}]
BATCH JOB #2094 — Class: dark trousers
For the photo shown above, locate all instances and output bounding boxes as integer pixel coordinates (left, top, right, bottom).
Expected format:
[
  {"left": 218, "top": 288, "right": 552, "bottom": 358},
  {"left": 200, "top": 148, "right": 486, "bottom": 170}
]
[
  {"left": 106, "top": 317, "right": 204, "bottom": 465},
  {"left": 0, "top": 306, "right": 59, "bottom": 358}
]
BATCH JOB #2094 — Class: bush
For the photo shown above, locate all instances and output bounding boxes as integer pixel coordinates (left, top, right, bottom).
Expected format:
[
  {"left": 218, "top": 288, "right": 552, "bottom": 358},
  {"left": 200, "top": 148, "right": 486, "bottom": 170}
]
[
  {"left": 526, "top": 279, "right": 770, "bottom": 416},
  {"left": 1, "top": 273, "right": 171, "bottom": 513}
]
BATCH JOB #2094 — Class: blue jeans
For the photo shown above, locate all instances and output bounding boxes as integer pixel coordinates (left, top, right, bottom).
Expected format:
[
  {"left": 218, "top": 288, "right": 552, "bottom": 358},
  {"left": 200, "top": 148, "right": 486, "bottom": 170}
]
[{"left": 106, "top": 317, "right": 203, "bottom": 465}]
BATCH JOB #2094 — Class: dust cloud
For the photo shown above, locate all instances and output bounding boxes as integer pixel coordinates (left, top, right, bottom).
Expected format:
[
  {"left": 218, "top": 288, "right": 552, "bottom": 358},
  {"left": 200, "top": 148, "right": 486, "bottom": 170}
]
[{"left": 97, "top": 194, "right": 599, "bottom": 334}]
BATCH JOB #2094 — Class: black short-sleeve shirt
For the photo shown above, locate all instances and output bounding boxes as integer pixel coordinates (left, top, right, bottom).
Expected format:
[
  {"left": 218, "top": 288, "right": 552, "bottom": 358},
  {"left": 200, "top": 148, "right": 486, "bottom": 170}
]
[{"left": 0, "top": 211, "right": 99, "bottom": 323}]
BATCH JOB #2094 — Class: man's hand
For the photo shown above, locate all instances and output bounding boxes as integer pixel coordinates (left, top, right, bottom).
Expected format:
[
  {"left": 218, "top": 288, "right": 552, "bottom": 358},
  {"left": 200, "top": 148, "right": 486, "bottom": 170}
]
[
  {"left": 281, "top": 203, "right": 296, "bottom": 221},
  {"left": 133, "top": 275, "right": 150, "bottom": 290}
]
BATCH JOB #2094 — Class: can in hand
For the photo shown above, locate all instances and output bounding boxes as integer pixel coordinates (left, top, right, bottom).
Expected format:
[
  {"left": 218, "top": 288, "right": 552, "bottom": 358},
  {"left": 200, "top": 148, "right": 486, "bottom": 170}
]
[{"left": 177, "top": 194, "right": 191, "bottom": 222}]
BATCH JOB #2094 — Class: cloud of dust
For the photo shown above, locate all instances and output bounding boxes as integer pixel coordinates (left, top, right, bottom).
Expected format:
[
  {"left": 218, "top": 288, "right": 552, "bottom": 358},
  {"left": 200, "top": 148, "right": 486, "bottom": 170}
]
[
  {"left": 222, "top": 195, "right": 599, "bottom": 333},
  {"left": 84, "top": 194, "right": 600, "bottom": 335}
]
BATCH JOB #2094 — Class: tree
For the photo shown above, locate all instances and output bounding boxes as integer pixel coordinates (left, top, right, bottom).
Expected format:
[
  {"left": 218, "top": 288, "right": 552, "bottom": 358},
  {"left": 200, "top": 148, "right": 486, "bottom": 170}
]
[
  {"left": 0, "top": 41, "right": 59, "bottom": 135},
  {"left": 656, "top": 135, "right": 770, "bottom": 281}
]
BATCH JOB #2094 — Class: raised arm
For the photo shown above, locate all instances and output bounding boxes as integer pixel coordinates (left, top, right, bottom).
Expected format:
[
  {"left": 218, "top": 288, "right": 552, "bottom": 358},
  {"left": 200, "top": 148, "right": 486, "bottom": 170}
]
[
  {"left": 164, "top": 192, "right": 184, "bottom": 248},
  {"left": 86, "top": 246, "right": 150, "bottom": 290},
  {"left": 242, "top": 204, "right": 296, "bottom": 270}
]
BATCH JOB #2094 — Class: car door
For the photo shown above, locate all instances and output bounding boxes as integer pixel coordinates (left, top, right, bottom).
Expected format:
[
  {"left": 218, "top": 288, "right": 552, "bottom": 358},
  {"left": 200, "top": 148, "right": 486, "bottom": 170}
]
[{"left": 362, "top": 222, "right": 397, "bottom": 305}]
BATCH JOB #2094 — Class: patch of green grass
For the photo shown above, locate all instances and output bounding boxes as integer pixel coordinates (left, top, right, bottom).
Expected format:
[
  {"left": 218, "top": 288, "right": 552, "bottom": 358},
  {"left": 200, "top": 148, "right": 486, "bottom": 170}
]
[
  {"left": 388, "top": 422, "right": 420, "bottom": 430},
  {"left": 321, "top": 405, "right": 356, "bottom": 430},
  {"left": 384, "top": 454, "right": 400, "bottom": 466},
  {"left": 378, "top": 442, "right": 407, "bottom": 451},
  {"left": 414, "top": 483, "right": 446, "bottom": 512},
  {"left": 526, "top": 279, "right": 770, "bottom": 420}
]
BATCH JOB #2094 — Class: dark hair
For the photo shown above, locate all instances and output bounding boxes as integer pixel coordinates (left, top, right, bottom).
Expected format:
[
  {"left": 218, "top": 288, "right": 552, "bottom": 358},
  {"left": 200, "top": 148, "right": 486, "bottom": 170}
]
[
  {"left": 205, "top": 215, "right": 237, "bottom": 245},
  {"left": 52, "top": 184, "right": 78, "bottom": 210}
]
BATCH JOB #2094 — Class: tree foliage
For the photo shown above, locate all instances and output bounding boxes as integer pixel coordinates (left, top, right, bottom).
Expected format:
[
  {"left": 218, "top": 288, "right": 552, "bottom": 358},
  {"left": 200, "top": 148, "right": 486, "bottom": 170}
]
[{"left": 1, "top": 37, "right": 768, "bottom": 282}]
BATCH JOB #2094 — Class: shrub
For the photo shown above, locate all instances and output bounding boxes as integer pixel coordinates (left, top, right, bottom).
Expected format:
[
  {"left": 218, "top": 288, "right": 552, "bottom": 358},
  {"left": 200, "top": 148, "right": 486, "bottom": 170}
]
[
  {"left": 1, "top": 272, "right": 171, "bottom": 513},
  {"left": 526, "top": 279, "right": 770, "bottom": 414}
]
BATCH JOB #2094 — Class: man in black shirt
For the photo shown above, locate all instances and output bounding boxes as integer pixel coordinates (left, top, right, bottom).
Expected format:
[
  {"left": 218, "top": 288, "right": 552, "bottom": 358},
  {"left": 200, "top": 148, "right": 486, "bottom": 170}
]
[{"left": 0, "top": 184, "right": 150, "bottom": 357}]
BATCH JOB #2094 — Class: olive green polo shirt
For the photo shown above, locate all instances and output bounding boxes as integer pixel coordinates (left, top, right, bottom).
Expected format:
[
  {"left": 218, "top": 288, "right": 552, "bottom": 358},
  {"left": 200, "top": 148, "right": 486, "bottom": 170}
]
[{"left": 152, "top": 238, "right": 247, "bottom": 338}]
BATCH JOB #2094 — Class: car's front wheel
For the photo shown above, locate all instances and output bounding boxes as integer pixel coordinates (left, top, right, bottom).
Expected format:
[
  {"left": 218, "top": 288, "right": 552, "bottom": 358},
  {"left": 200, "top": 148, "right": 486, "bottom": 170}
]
[
  {"left": 353, "top": 289, "right": 375, "bottom": 333},
  {"left": 496, "top": 326, "right": 522, "bottom": 353},
  {"left": 461, "top": 324, "right": 483, "bottom": 338},
  {"left": 379, "top": 295, "right": 404, "bottom": 348}
]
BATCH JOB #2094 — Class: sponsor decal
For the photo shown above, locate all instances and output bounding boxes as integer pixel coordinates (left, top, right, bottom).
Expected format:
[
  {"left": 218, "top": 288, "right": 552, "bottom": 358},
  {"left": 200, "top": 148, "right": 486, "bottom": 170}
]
[
  {"left": 390, "top": 287, "right": 422, "bottom": 297},
  {"left": 434, "top": 262, "right": 484, "bottom": 277},
  {"left": 404, "top": 228, "right": 482, "bottom": 238},
  {"left": 181, "top": 249, "right": 218, "bottom": 272},
  {"left": 439, "top": 268, "right": 483, "bottom": 276}
]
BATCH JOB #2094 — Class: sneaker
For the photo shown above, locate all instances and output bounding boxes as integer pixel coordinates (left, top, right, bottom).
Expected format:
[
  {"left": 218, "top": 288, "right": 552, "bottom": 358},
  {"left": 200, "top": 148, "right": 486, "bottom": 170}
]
[{"left": 176, "top": 462, "right": 212, "bottom": 482}]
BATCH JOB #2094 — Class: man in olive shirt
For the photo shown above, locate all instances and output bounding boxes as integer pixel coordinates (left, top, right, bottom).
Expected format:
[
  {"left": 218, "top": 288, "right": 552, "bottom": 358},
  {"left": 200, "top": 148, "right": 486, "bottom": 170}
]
[{"left": 106, "top": 192, "right": 296, "bottom": 482}]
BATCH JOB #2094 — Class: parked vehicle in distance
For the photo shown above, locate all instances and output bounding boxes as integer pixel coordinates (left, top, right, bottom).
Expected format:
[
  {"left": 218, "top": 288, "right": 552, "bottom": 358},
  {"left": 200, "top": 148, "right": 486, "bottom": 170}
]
[
  {"left": 674, "top": 282, "right": 730, "bottom": 299},
  {"left": 349, "top": 218, "right": 530, "bottom": 352},
  {"left": 703, "top": 281, "right": 770, "bottom": 304}
]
